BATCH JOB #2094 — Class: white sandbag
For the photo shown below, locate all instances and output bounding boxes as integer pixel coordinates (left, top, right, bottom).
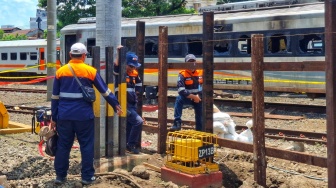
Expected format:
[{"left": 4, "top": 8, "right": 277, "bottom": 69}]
[
  {"left": 213, "top": 112, "right": 232, "bottom": 123},
  {"left": 236, "top": 119, "right": 253, "bottom": 143},
  {"left": 213, "top": 121, "right": 228, "bottom": 135},
  {"left": 224, "top": 133, "right": 238, "bottom": 140},
  {"left": 226, "top": 120, "right": 237, "bottom": 135},
  {"left": 237, "top": 129, "right": 253, "bottom": 143},
  {"left": 246, "top": 119, "right": 253, "bottom": 129}
]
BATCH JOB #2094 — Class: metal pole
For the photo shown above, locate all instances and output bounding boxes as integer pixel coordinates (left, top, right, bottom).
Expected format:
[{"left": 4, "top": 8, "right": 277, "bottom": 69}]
[{"left": 46, "top": 0, "right": 57, "bottom": 101}]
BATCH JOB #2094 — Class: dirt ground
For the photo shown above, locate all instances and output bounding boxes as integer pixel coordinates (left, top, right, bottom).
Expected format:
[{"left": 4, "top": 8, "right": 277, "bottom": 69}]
[{"left": 0, "top": 85, "right": 328, "bottom": 188}]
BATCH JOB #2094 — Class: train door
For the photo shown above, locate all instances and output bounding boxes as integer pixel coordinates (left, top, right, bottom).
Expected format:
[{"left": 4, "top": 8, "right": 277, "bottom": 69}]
[
  {"left": 64, "top": 35, "right": 77, "bottom": 63},
  {"left": 39, "top": 48, "right": 45, "bottom": 70}
]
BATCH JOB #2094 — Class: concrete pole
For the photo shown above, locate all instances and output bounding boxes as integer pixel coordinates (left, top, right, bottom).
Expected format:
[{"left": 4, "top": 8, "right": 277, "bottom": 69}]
[
  {"left": 46, "top": 0, "right": 57, "bottom": 101},
  {"left": 96, "top": 0, "right": 122, "bottom": 156}
]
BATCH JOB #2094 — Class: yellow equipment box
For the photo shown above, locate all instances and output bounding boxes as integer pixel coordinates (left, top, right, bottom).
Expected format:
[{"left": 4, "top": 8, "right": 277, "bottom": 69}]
[{"left": 165, "top": 130, "right": 219, "bottom": 175}]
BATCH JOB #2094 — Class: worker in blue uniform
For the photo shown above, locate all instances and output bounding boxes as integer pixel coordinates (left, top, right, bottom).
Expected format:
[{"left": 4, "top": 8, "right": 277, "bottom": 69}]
[
  {"left": 170, "top": 54, "right": 203, "bottom": 131},
  {"left": 114, "top": 50, "right": 143, "bottom": 154},
  {"left": 50, "top": 42, "right": 122, "bottom": 185}
]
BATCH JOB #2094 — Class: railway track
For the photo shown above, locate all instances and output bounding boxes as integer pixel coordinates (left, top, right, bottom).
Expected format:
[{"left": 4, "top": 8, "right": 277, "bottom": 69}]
[
  {"left": 5, "top": 105, "right": 46, "bottom": 115},
  {"left": 5, "top": 105, "right": 326, "bottom": 145},
  {"left": 1, "top": 87, "right": 326, "bottom": 114},
  {"left": 143, "top": 117, "right": 327, "bottom": 145},
  {"left": 3, "top": 88, "right": 327, "bottom": 144},
  {"left": 4, "top": 104, "right": 326, "bottom": 145},
  {"left": 0, "top": 87, "right": 46, "bottom": 93},
  {"left": 168, "top": 96, "right": 326, "bottom": 114}
]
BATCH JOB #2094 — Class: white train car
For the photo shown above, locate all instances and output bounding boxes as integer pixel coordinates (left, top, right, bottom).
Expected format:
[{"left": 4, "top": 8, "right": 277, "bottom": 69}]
[
  {"left": 198, "top": 0, "right": 320, "bottom": 13},
  {"left": 0, "top": 39, "right": 61, "bottom": 78},
  {"left": 60, "top": 2, "right": 325, "bottom": 92}
]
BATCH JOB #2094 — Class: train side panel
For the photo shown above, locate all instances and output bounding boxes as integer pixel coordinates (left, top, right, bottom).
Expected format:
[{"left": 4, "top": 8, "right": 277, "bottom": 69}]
[
  {"left": 60, "top": 3, "right": 326, "bottom": 92},
  {"left": 0, "top": 39, "right": 61, "bottom": 78}
]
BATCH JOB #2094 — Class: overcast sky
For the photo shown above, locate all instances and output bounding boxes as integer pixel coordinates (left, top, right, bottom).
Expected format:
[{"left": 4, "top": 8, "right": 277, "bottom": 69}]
[{"left": 0, "top": 0, "right": 39, "bottom": 29}]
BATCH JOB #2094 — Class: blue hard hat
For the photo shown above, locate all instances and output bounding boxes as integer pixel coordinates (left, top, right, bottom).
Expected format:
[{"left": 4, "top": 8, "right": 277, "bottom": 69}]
[{"left": 126, "top": 53, "right": 141, "bottom": 67}]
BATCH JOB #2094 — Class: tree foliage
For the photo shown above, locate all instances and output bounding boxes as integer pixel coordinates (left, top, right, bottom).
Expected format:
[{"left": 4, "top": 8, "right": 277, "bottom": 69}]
[
  {"left": 0, "top": 31, "right": 28, "bottom": 41},
  {"left": 38, "top": 0, "right": 194, "bottom": 29},
  {"left": 0, "top": 30, "right": 4, "bottom": 39},
  {"left": 122, "top": 0, "right": 193, "bottom": 18},
  {"left": 38, "top": 0, "right": 96, "bottom": 29}
]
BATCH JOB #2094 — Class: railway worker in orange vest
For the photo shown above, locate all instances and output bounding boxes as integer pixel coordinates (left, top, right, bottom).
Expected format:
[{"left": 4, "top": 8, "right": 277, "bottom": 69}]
[
  {"left": 170, "top": 54, "right": 203, "bottom": 131},
  {"left": 114, "top": 51, "right": 143, "bottom": 154},
  {"left": 50, "top": 42, "right": 122, "bottom": 185}
]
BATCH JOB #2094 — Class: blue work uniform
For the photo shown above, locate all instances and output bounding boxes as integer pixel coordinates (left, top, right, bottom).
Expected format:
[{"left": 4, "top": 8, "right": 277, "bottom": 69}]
[
  {"left": 51, "top": 59, "right": 120, "bottom": 181},
  {"left": 174, "top": 69, "right": 203, "bottom": 131},
  {"left": 114, "top": 66, "right": 143, "bottom": 148}
]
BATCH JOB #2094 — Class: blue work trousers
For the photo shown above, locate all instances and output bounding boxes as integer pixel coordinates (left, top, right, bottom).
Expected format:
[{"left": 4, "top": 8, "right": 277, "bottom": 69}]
[
  {"left": 174, "top": 95, "right": 203, "bottom": 131},
  {"left": 54, "top": 119, "right": 94, "bottom": 181},
  {"left": 126, "top": 105, "right": 143, "bottom": 147}
]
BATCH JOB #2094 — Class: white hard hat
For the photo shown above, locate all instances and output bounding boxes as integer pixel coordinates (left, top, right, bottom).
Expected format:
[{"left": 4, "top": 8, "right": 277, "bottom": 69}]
[{"left": 70, "top": 43, "right": 87, "bottom": 54}]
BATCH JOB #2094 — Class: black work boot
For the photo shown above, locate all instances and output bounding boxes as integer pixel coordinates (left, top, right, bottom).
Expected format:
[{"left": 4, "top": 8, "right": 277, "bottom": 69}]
[{"left": 170, "top": 121, "right": 181, "bottom": 131}]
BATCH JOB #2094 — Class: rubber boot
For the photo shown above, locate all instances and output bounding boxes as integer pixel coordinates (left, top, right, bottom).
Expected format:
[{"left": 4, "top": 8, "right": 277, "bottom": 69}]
[{"left": 170, "top": 121, "right": 181, "bottom": 131}]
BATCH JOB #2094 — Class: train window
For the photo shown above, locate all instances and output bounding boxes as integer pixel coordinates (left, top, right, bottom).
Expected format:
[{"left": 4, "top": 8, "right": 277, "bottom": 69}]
[
  {"left": 267, "top": 34, "right": 288, "bottom": 54},
  {"left": 168, "top": 36, "right": 183, "bottom": 56},
  {"left": 20, "top": 52, "right": 27, "bottom": 60},
  {"left": 299, "top": 34, "right": 323, "bottom": 53},
  {"left": 1, "top": 53, "right": 7, "bottom": 60},
  {"left": 259, "top": 4, "right": 266, "bottom": 7},
  {"left": 10, "top": 53, "right": 17, "bottom": 60},
  {"left": 145, "top": 38, "right": 158, "bottom": 56},
  {"left": 123, "top": 37, "right": 136, "bottom": 52},
  {"left": 86, "top": 38, "right": 96, "bottom": 58},
  {"left": 187, "top": 39, "right": 202, "bottom": 56},
  {"left": 238, "top": 35, "right": 251, "bottom": 54},
  {"left": 30, "top": 52, "right": 37, "bottom": 60},
  {"left": 214, "top": 35, "right": 231, "bottom": 56}
]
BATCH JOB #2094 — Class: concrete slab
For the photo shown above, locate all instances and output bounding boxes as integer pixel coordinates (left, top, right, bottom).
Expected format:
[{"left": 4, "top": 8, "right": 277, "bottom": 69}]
[
  {"left": 0, "top": 121, "right": 31, "bottom": 134},
  {"left": 161, "top": 166, "right": 223, "bottom": 188},
  {"left": 94, "top": 153, "right": 151, "bottom": 173}
]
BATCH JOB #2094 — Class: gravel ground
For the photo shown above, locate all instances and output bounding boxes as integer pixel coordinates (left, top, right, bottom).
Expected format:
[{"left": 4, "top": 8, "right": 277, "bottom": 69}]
[{"left": 0, "top": 84, "right": 328, "bottom": 187}]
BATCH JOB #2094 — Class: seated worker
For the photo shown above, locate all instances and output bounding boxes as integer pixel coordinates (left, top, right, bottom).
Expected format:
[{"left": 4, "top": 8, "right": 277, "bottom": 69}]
[
  {"left": 170, "top": 54, "right": 203, "bottom": 131},
  {"left": 114, "top": 51, "right": 143, "bottom": 154}
]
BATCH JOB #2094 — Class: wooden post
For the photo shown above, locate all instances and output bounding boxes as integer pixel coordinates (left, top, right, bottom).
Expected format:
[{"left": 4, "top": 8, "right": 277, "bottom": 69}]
[
  {"left": 136, "top": 21, "right": 145, "bottom": 149},
  {"left": 251, "top": 34, "right": 266, "bottom": 186},
  {"left": 325, "top": 3, "right": 336, "bottom": 188},
  {"left": 118, "top": 47, "right": 127, "bottom": 156},
  {"left": 105, "top": 46, "right": 114, "bottom": 158},
  {"left": 158, "top": 26, "right": 168, "bottom": 154},
  {"left": 92, "top": 46, "right": 101, "bottom": 160},
  {"left": 202, "top": 12, "right": 214, "bottom": 133}
]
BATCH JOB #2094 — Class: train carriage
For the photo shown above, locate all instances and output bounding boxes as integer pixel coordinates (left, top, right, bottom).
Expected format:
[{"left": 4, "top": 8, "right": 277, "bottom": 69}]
[
  {"left": 61, "top": 2, "right": 325, "bottom": 92},
  {"left": 60, "top": 1, "right": 325, "bottom": 92},
  {"left": 0, "top": 39, "right": 61, "bottom": 79}
]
